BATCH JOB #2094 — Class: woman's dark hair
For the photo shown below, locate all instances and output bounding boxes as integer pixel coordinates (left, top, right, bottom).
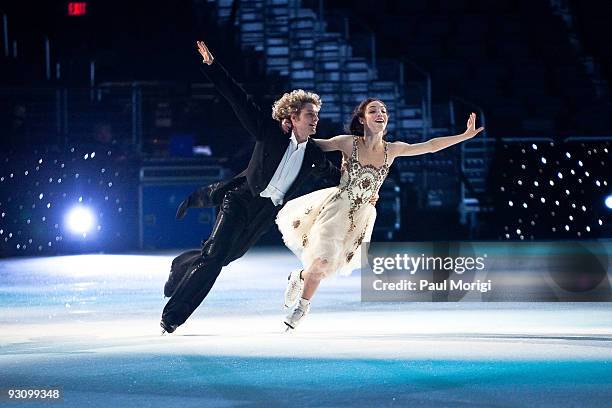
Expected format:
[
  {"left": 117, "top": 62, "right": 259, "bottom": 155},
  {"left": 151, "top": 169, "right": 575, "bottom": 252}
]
[{"left": 345, "top": 98, "right": 388, "bottom": 136}]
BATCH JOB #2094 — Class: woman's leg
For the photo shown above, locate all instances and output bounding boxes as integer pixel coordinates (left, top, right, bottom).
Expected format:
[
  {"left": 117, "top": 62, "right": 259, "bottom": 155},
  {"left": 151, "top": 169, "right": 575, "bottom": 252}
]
[
  {"left": 284, "top": 257, "right": 332, "bottom": 330},
  {"left": 301, "top": 257, "right": 331, "bottom": 300}
]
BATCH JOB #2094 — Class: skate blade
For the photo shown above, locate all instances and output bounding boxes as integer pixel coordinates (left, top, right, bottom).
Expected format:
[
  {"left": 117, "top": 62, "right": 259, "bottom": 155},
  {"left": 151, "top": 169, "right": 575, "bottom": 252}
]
[{"left": 284, "top": 323, "right": 294, "bottom": 333}]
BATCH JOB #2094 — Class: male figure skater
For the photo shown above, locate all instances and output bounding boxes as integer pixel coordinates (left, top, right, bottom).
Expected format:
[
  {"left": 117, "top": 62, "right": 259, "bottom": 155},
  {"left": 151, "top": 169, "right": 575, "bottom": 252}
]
[{"left": 160, "top": 41, "right": 340, "bottom": 333}]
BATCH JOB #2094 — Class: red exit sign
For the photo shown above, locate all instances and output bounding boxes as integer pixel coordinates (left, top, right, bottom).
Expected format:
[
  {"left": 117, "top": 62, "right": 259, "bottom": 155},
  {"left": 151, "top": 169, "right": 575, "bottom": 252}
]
[{"left": 67, "top": 2, "right": 87, "bottom": 16}]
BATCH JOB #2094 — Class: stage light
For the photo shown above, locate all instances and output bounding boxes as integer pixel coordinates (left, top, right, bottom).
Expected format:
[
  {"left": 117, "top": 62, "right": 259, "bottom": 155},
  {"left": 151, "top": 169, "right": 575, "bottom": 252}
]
[
  {"left": 65, "top": 206, "right": 95, "bottom": 234},
  {"left": 605, "top": 195, "right": 612, "bottom": 210}
]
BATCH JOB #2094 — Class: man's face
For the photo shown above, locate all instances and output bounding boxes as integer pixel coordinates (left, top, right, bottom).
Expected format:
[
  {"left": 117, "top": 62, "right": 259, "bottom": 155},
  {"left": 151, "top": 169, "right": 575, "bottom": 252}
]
[{"left": 291, "top": 103, "right": 320, "bottom": 137}]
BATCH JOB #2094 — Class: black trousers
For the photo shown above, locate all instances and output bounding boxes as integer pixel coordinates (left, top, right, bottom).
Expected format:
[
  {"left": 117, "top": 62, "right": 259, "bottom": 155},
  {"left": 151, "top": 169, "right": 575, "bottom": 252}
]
[{"left": 161, "top": 181, "right": 279, "bottom": 327}]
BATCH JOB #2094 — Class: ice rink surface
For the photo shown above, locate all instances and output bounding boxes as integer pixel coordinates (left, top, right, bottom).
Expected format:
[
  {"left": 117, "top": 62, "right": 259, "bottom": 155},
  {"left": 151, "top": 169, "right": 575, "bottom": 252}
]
[{"left": 1, "top": 248, "right": 612, "bottom": 407}]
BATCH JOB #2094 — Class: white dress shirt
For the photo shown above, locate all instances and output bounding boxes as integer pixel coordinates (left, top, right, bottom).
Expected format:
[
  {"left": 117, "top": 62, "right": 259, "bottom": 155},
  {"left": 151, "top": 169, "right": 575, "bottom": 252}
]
[{"left": 259, "top": 132, "right": 308, "bottom": 206}]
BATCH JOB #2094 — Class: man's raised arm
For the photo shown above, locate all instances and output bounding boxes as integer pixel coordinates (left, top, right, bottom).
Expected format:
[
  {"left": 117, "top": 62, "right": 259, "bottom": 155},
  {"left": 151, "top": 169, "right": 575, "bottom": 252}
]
[{"left": 196, "top": 40, "right": 265, "bottom": 140}]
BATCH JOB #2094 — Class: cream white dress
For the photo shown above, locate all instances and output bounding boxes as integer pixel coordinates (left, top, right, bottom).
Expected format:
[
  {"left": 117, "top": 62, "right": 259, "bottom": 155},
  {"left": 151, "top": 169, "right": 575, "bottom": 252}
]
[{"left": 276, "top": 136, "right": 389, "bottom": 276}]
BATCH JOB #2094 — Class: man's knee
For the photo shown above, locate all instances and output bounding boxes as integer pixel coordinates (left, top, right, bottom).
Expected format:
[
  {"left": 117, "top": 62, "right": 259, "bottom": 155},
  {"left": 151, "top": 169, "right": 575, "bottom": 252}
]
[
  {"left": 200, "top": 238, "right": 229, "bottom": 261},
  {"left": 199, "top": 209, "right": 240, "bottom": 258}
]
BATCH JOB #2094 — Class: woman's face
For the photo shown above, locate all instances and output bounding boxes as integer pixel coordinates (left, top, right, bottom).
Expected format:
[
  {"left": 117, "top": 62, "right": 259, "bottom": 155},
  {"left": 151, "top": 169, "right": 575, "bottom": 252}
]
[{"left": 362, "top": 101, "right": 387, "bottom": 134}]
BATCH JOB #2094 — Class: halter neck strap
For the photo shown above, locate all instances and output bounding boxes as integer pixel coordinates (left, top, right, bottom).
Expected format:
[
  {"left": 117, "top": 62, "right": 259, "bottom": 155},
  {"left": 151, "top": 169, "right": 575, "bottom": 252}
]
[{"left": 351, "top": 136, "right": 359, "bottom": 160}]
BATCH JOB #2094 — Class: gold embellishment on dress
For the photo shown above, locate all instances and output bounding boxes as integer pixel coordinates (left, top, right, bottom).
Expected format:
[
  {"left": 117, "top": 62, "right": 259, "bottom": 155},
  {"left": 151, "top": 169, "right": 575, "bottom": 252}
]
[
  {"left": 346, "top": 252, "right": 354, "bottom": 262},
  {"left": 341, "top": 159, "right": 349, "bottom": 172},
  {"left": 342, "top": 137, "right": 390, "bottom": 233},
  {"left": 302, "top": 234, "right": 308, "bottom": 247},
  {"left": 355, "top": 229, "right": 366, "bottom": 247},
  {"left": 292, "top": 220, "right": 300, "bottom": 228}
]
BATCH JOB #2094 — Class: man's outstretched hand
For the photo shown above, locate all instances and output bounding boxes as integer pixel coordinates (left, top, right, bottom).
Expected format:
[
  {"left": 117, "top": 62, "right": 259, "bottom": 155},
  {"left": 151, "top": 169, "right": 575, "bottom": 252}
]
[
  {"left": 175, "top": 186, "right": 208, "bottom": 220},
  {"left": 175, "top": 197, "right": 192, "bottom": 220},
  {"left": 196, "top": 41, "right": 214, "bottom": 65}
]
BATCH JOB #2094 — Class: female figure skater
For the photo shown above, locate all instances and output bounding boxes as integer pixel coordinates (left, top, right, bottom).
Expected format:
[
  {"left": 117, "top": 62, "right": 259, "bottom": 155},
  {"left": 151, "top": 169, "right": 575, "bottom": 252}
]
[{"left": 277, "top": 98, "right": 484, "bottom": 330}]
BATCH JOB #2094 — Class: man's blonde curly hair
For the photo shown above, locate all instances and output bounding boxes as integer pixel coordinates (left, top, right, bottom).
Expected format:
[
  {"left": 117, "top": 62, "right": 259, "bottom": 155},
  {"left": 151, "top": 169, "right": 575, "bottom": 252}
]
[{"left": 271, "top": 89, "right": 322, "bottom": 122}]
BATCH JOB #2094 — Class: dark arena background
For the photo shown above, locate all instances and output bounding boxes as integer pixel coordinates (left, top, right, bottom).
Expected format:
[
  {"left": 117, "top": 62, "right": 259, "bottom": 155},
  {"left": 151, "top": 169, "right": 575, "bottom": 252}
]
[{"left": 1, "top": 1, "right": 611, "bottom": 407}]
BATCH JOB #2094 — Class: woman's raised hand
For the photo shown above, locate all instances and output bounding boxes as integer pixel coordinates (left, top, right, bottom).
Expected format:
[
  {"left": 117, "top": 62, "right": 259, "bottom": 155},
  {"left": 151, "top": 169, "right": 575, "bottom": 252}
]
[{"left": 464, "top": 112, "right": 484, "bottom": 138}]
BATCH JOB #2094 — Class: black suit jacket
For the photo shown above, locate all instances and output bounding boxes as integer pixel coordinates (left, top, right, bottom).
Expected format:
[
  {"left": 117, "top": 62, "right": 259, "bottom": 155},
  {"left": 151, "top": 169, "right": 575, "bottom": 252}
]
[{"left": 201, "top": 60, "right": 340, "bottom": 205}]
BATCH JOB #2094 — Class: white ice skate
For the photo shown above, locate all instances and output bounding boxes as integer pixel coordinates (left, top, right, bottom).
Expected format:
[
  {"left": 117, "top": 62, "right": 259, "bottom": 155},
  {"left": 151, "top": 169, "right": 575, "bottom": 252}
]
[
  {"left": 284, "top": 298, "right": 310, "bottom": 331},
  {"left": 284, "top": 269, "right": 304, "bottom": 308}
]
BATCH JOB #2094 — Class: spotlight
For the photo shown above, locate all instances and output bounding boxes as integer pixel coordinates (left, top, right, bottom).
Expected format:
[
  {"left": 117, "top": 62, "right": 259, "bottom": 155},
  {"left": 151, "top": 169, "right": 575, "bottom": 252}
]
[
  {"left": 605, "top": 195, "right": 612, "bottom": 210},
  {"left": 65, "top": 206, "right": 95, "bottom": 234}
]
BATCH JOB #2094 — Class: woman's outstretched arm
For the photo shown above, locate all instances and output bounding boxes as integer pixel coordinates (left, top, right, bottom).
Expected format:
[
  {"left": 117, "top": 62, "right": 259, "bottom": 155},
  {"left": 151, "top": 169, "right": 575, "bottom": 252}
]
[
  {"left": 389, "top": 112, "right": 484, "bottom": 158},
  {"left": 281, "top": 118, "right": 353, "bottom": 153},
  {"left": 311, "top": 134, "right": 353, "bottom": 153}
]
